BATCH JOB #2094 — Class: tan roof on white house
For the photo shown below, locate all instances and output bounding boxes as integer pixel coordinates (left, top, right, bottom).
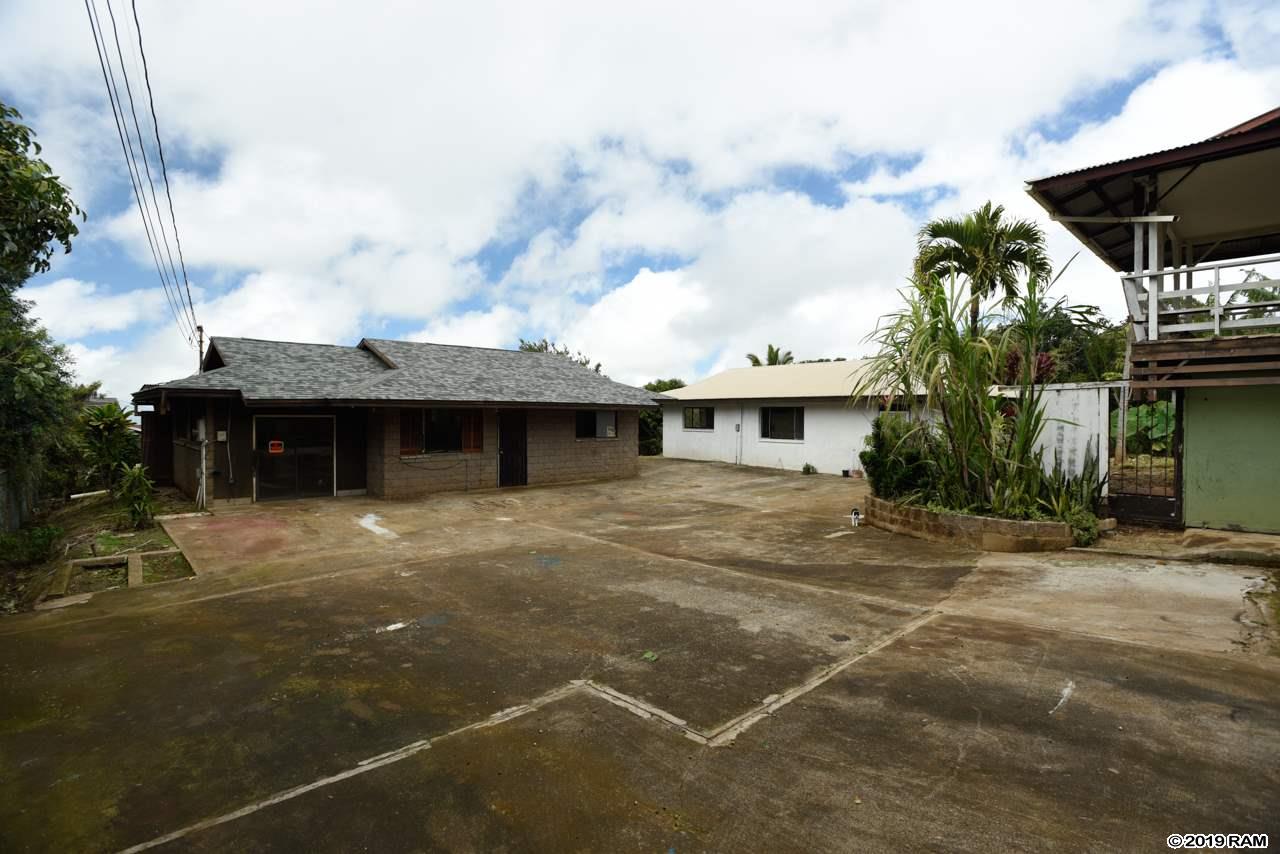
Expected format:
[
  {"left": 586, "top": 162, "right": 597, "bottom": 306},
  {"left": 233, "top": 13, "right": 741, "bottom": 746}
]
[{"left": 665, "top": 360, "right": 881, "bottom": 401}]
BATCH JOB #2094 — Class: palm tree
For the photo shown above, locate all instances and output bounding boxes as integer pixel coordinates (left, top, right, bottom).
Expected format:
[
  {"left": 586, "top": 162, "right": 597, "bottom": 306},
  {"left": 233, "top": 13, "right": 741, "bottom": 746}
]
[
  {"left": 915, "top": 201, "right": 1051, "bottom": 336},
  {"left": 746, "top": 344, "right": 793, "bottom": 366}
]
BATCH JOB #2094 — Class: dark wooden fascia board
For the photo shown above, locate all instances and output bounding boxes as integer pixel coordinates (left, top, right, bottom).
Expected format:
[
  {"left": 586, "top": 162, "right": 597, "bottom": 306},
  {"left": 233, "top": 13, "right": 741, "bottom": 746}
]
[
  {"left": 1028, "top": 125, "right": 1280, "bottom": 193},
  {"left": 1132, "top": 376, "right": 1280, "bottom": 388},
  {"left": 1130, "top": 359, "right": 1280, "bottom": 375},
  {"left": 240, "top": 398, "right": 660, "bottom": 410}
]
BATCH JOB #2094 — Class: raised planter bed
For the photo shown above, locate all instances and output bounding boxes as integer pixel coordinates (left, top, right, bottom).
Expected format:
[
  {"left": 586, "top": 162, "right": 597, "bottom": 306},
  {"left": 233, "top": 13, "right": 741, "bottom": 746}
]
[
  {"left": 865, "top": 496, "right": 1073, "bottom": 552},
  {"left": 43, "top": 548, "right": 194, "bottom": 603}
]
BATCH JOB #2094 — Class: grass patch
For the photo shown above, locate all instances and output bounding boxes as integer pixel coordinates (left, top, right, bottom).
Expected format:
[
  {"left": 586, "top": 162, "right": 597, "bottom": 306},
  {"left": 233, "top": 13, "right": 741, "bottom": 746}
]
[
  {"left": 86, "top": 529, "right": 176, "bottom": 559},
  {"left": 142, "top": 552, "right": 194, "bottom": 584},
  {"left": 67, "top": 562, "right": 127, "bottom": 595}
]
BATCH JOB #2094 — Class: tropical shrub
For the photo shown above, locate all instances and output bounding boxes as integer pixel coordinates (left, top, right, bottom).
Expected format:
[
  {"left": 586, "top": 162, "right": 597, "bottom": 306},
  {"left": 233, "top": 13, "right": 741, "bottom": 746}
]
[
  {"left": 83, "top": 403, "right": 139, "bottom": 490},
  {"left": 1062, "top": 505, "right": 1100, "bottom": 546},
  {"left": 855, "top": 271, "right": 1106, "bottom": 536},
  {"left": 801, "top": 462, "right": 817, "bottom": 475},
  {"left": 0, "top": 524, "right": 61, "bottom": 567},
  {"left": 855, "top": 274, "right": 1053, "bottom": 515},
  {"left": 1111, "top": 400, "right": 1173, "bottom": 454},
  {"left": 115, "top": 463, "right": 155, "bottom": 529},
  {"left": 640, "top": 378, "right": 685, "bottom": 456},
  {"left": 860, "top": 414, "right": 931, "bottom": 501}
]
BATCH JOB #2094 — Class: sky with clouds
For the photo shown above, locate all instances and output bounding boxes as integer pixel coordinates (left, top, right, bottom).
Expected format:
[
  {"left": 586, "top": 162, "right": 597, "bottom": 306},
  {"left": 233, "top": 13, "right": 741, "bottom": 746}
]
[{"left": 2, "top": 0, "right": 1279, "bottom": 400}]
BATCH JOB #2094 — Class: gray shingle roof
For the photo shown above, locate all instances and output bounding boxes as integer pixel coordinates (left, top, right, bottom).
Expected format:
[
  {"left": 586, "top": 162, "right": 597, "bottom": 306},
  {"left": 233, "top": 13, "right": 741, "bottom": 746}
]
[{"left": 136, "top": 337, "right": 664, "bottom": 408}]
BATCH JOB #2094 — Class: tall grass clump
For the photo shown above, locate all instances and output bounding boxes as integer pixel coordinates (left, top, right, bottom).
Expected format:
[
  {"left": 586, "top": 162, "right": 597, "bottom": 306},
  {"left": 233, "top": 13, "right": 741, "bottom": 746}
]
[{"left": 854, "top": 272, "right": 1105, "bottom": 544}]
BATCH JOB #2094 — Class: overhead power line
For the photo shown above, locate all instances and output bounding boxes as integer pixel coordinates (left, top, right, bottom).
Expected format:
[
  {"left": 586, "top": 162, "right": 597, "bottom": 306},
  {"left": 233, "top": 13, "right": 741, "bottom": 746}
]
[
  {"left": 84, "top": 0, "right": 193, "bottom": 346},
  {"left": 103, "top": 0, "right": 191, "bottom": 332},
  {"left": 129, "top": 0, "right": 198, "bottom": 334}
]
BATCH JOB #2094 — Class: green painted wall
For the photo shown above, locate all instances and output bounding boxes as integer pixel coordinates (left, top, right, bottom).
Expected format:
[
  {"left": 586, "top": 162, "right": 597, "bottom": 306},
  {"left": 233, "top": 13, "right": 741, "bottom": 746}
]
[{"left": 1183, "top": 386, "right": 1280, "bottom": 534}]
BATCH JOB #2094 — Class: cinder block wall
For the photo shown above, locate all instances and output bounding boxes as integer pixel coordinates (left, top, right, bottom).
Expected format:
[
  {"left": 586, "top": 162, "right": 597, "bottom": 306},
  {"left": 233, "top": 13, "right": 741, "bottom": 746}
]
[
  {"left": 526, "top": 409, "right": 639, "bottom": 486},
  {"left": 365, "top": 407, "right": 640, "bottom": 497},
  {"left": 366, "top": 408, "right": 499, "bottom": 499}
]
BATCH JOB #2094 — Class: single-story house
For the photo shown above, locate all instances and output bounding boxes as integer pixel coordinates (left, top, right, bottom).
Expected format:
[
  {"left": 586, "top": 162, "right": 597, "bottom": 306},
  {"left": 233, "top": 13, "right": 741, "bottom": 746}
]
[
  {"left": 132, "top": 337, "right": 663, "bottom": 505},
  {"left": 661, "top": 360, "right": 884, "bottom": 475}
]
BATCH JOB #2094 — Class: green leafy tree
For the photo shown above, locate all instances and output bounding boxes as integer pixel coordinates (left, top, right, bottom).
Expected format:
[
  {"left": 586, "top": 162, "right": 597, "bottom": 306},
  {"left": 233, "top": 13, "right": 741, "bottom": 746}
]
[
  {"left": 639, "top": 378, "right": 685, "bottom": 456},
  {"left": 746, "top": 344, "right": 793, "bottom": 366},
  {"left": 40, "top": 381, "right": 103, "bottom": 499},
  {"left": 0, "top": 292, "right": 77, "bottom": 499},
  {"left": 518, "top": 338, "right": 602, "bottom": 374},
  {"left": 915, "top": 201, "right": 1051, "bottom": 336},
  {"left": 1, "top": 102, "right": 84, "bottom": 294},
  {"left": 994, "top": 300, "right": 1124, "bottom": 384}
]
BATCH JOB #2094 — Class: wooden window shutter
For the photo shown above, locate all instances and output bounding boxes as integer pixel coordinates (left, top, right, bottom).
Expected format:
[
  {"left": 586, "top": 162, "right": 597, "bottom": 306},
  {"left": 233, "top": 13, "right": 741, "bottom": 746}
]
[
  {"left": 462, "top": 411, "right": 483, "bottom": 452},
  {"left": 400, "top": 409, "right": 423, "bottom": 454}
]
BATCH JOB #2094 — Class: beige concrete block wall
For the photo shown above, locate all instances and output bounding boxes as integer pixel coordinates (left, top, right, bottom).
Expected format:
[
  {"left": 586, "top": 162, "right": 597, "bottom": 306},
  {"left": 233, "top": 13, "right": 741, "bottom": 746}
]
[
  {"left": 526, "top": 409, "right": 639, "bottom": 486},
  {"left": 865, "top": 496, "right": 1072, "bottom": 552},
  {"left": 367, "top": 408, "right": 499, "bottom": 499},
  {"left": 365, "top": 407, "right": 640, "bottom": 497}
]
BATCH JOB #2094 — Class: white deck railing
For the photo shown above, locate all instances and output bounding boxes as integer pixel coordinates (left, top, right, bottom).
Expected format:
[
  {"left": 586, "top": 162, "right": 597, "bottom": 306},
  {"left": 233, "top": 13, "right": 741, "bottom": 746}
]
[{"left": 1121, "top": 252, "right": 1280, "bottom": 340}]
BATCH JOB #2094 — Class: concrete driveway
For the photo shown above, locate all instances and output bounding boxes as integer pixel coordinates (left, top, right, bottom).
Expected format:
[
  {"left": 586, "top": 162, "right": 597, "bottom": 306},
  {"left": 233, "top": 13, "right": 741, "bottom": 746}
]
[{"left": 1, "top": 458, "right": 1276, "bottom": 852}]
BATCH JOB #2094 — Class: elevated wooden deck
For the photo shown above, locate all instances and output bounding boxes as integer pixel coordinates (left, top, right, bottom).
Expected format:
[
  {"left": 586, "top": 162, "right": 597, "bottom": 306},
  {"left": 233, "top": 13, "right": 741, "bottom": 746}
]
[{"left": 1130, "top": 334, "right": 1280, "bottom": 388}]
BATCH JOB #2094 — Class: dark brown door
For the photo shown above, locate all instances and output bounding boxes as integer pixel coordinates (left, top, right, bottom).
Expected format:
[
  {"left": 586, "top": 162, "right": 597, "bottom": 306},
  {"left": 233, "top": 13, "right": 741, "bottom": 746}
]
[{"left": 498, "top": 410, "right": 527, "bottom": 487}]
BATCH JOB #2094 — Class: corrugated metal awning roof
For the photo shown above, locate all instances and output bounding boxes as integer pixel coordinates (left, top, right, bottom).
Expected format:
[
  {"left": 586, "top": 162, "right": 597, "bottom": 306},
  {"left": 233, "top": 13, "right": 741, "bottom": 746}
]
[
  {"left": 1024, "top": 105, "right": 1280, "bottom": 272},
  {"left": 1027, "top": 106, "right": 1280, "bottom": 187}
]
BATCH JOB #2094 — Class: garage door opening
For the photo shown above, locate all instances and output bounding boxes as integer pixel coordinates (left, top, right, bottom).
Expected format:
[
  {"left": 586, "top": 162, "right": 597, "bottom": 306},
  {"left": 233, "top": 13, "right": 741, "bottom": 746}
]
[{"left": 254, "top": 416, "right": 335, "bottom": 501}]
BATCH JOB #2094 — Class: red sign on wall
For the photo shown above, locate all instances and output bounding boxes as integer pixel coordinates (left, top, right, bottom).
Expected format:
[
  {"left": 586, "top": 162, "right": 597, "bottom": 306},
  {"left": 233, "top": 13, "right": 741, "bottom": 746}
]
[{"left": 268, "top": 440, "right": 285, "bottom": 455}]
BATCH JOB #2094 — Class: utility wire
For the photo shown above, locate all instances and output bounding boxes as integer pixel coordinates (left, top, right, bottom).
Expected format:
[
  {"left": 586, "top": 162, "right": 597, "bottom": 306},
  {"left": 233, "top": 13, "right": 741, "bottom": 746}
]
[
  {"left": 103, "top": 0, "right": 192, "bottom": 334},
  {"left": 85, "top": 0, "right": 194, "bottom": 345},
  {"left": 129, "top": 0, "right": 198, "bottom": 332},
  {"left": 85, "top": 0, "right": 191, "bottom": 343}
]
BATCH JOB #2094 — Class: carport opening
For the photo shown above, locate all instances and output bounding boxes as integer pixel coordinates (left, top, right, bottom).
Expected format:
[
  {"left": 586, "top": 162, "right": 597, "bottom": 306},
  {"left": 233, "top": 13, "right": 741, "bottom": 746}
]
[{"left": 254, "top": 415, "right": 336, "bottom": 501}]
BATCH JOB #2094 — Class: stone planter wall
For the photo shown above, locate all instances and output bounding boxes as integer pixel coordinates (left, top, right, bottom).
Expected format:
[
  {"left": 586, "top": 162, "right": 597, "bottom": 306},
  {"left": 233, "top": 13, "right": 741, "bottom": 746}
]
[{"left": 865, "top": 496, "right": 1073, "bottom": 552}]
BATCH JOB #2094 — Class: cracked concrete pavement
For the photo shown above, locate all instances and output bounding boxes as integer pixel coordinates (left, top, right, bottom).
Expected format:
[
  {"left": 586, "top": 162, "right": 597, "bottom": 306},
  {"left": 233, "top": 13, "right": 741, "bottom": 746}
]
[{"left": 1, "top": 458, "right": 1276, "bottom": 852}]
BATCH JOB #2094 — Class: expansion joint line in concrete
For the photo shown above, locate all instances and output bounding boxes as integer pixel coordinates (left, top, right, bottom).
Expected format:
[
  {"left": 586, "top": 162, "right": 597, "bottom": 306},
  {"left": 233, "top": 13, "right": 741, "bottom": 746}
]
[
  {"left": 115, "top": 614, "right": 938, "bottom": 854},
  {"left": 115, "top": 682, "right": 583, "bottom": 854},
  {"left": 523, "top": 520, "right": 917, "bottom": 613}
]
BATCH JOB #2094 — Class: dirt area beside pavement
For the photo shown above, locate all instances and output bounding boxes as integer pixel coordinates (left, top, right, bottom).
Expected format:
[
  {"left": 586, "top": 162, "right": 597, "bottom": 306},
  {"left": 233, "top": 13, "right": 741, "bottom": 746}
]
[
  {"left": 0, "top": 488, "right": 197, "bottom": 613},
  {"left": 0, "top": 458, "right": 1275, "bottom": 852}
]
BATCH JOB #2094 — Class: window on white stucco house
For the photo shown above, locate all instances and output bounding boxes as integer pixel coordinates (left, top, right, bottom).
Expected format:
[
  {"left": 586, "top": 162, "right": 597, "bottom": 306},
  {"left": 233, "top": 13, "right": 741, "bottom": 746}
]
[{"left": 760, "top": 406, "right": 804, "bottom": 440}]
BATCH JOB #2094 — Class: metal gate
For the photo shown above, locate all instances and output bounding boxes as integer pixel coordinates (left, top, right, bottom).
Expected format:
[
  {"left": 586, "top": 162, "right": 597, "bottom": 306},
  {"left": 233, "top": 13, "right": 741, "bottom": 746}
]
[{"left": 1108, "top": 386, "right": 1182, "bottom": 526}]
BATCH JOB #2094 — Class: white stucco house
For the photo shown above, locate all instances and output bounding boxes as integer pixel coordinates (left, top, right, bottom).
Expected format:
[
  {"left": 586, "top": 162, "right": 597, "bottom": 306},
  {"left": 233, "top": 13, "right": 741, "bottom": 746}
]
[{"left": 661, "top": 360, "right": 884, "bottom": 475}]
